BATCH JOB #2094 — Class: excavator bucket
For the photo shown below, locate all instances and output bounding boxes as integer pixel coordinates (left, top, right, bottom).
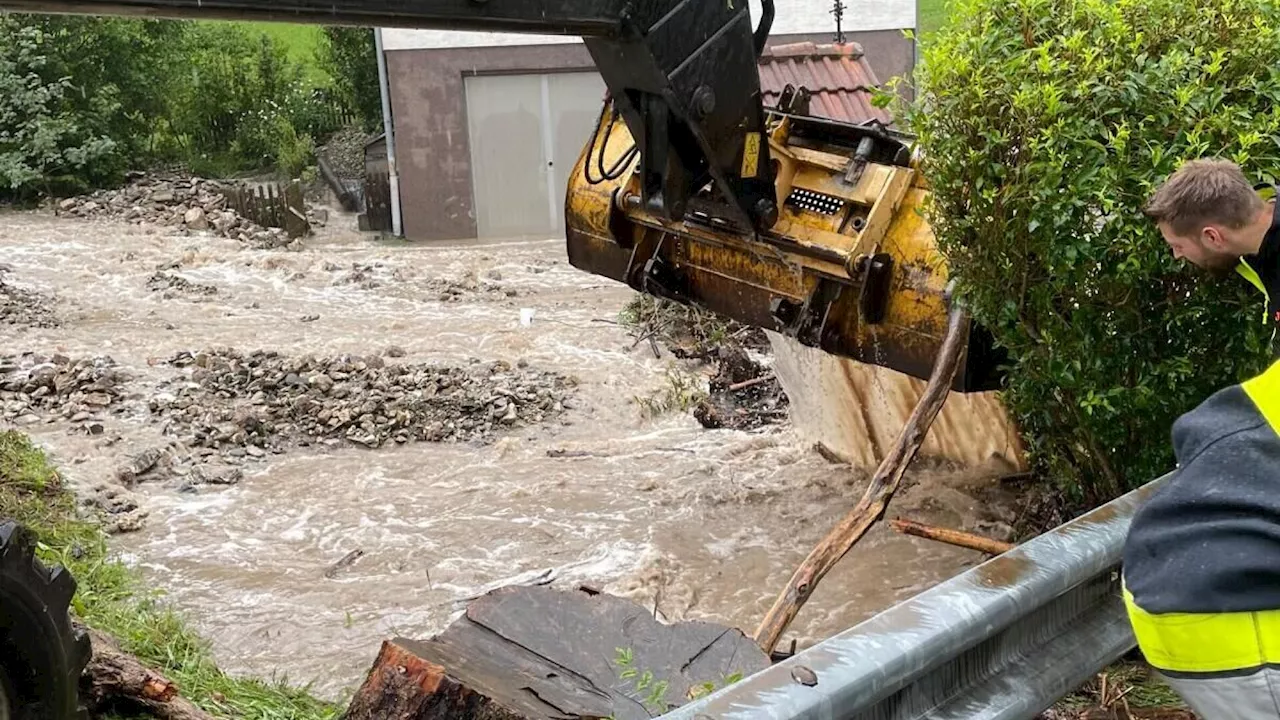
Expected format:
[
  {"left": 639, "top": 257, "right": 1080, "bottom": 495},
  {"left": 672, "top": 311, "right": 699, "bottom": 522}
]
[{"left": 565, "top": 102, "right": 1006, "bottom": 393}]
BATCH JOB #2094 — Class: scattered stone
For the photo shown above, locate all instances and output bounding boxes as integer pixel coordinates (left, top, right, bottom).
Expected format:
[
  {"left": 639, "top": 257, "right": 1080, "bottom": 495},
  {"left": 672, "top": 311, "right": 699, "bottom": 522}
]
[
  {"left": 183, "top": 206, "right": 208, "bottom": 231},
  {"left": 317, "top": 125, "right": 372, "bottom": 180},
  {"left": 176, "top": 464, "right": 243, "bottom": 492},
  {"left": 0, "top": 267, "right": 59, "bottom": 328},
  {"left": 54, "top": 173, "right": 294, "bottom": 249},
  {"left": 0, "top": 353, "right": 129, "bottom": 425},
  {"left": 384, "top": 346, "right": 407, "bottom": 358},
  {"left": 427, "top": 274, "right": 516, "bottom": 302},
  {"left": 146, "top": 347, "right": 576, "bottom": 461},
  {"left": 327, "top": 262, "right": 414, "bottom": 290},
  {"left": 114, "top": 447, "right": 169, "bottom": 487},
  {"left": 146, "top": 271, "right": 218, "bottom": 298},
  {"left": 81, "top": 481, "right": 149, "bottom": 533}
]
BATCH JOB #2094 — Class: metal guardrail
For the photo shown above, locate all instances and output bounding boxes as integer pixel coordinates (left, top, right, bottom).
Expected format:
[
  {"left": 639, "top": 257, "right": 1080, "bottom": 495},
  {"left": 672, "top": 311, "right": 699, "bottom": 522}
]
[{"left": 663, "top": 474, "right": 1171, "bottom": 720}]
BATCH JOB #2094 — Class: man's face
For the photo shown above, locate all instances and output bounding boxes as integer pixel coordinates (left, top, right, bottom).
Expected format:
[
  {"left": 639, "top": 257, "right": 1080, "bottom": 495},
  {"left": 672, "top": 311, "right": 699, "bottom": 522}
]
[{"left": 1158, "top": 221, "right": 1241, "bottom": 277}]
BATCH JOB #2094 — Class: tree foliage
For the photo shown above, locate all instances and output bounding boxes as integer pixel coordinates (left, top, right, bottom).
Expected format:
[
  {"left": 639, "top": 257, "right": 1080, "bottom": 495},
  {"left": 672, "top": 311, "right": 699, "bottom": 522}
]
[
  {"left": 0, "top": 16, "right": 367, "bottom": 200},
  {"left": 0, "top": 17, "right": 125, "bottom": 197},
  {"left": 168, "top": 24, "right": 317, "bottom": 176},
  {"left": 903, "top": 0, "right": 1280, "bottom": 503},
  {"left": 317, "top": 26, "right": 381, "bottom": 132}
]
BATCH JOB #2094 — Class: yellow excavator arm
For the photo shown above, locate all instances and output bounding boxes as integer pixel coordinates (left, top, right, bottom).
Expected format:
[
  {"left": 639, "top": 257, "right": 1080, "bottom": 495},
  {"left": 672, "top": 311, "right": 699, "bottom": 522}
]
[{"left": 566, "top": 100, "right": 1005, "bottom": 391}]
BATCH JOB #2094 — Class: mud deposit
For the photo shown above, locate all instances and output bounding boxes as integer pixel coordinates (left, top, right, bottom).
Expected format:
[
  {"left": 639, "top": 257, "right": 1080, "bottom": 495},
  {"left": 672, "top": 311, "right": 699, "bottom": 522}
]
[{"left": 0, "top": 208, "right": 1018, "bottom": 701}]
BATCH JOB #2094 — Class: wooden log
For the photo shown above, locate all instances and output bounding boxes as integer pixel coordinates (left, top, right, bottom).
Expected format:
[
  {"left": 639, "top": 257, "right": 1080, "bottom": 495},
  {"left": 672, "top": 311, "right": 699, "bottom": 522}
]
[
  {"left": 342, "top": 585, "right": 770, "bottom": 720},
  {"left": 889, "top": 517, "right": 1015, "bottom": 555},
  {"left": 270, "top": 184, "right": 283, "bottom": 228},
  {"left": 753, "top": 306, "right": 971, "bottom": 654},
  {"left": 76, "top": 623, "right": 214, "bottom": 720},
  {"left": 284, "top": 181, "right": 310, "bottom": 237}
]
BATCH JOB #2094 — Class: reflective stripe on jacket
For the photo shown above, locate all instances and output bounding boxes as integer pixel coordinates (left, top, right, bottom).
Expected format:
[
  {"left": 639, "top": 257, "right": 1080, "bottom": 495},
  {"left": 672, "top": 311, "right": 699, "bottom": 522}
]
[{"left": 1122, "top": 359, "right": 1280, "bottom": 677}]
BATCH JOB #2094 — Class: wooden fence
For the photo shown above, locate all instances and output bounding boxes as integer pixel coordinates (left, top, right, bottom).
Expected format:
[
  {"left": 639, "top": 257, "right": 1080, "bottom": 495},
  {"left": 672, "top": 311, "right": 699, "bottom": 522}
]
[
  {"left": 360, "top": 170, "right": 392, "bottom": 232},
  {"left": 221, "top": 181, "right": 310, "bottom": 238}
]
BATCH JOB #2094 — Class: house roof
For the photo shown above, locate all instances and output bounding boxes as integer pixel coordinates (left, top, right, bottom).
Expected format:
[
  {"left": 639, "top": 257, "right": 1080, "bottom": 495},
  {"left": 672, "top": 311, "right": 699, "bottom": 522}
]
[{"left": 757, "top": 41, "right": 892, "bottom": 125}]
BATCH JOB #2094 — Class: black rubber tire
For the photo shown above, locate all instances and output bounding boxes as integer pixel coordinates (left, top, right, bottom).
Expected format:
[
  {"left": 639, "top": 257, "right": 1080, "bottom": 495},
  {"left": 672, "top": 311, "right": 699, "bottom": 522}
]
[{"left": 0, "top": 521, "right": 91, "bottom": 720}]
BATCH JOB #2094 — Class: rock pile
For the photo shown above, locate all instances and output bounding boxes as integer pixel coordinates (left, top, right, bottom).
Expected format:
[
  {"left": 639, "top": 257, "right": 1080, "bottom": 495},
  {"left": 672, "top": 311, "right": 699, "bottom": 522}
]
[
  {"left": 147, "top": 270, "right": 218, "bottom": 298},
  {"left": 325, "top": 261, "right": 414, "bottom": 290},
  {"left": 318, "top": 125, "right": 371, "bottom": 180},
  {"left": 147, "top": 347, "right": 575, "bottom": 460},
  {"left": 0, "top": 353, "right": 130, "bottom": 433},
  {"left": 56, "top": 174, "right": 294, "bottom": 249},
  {"left": 0, "top": 267, "right": 58, "bottom": 328},
  {"left": 426, "top": 271, "right": 519, "bottom": 302}
]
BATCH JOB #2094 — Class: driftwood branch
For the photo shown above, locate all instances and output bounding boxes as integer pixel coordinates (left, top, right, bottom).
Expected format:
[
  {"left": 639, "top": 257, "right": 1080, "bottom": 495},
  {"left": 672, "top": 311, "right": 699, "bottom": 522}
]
[
  {"left": 753, "top": 306, "right": 971, "bottom": 653},
  {"left": 889, "top": 517, "right": 1015, "bottom": 555},
  {"left": 728, "top": 374, "right": 775, "bottom": 392},
  {"left": 76, "top": 623, "right": 214, "bottom": 720}
]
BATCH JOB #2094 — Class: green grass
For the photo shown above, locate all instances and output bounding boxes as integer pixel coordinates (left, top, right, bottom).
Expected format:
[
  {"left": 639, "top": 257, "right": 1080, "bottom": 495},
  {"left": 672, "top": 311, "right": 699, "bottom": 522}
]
[
  {"left": 198, "top": 20, "right": 329, "bottom": 86},
  {"left": 0, "top": 430, "right": 342, "bottom": 720},
  {"left": 916, "top": 0, "right": 950, "bottom": 35},
  {"left": 1057, "top": 661, "right": 1186, "bottom": 714}
]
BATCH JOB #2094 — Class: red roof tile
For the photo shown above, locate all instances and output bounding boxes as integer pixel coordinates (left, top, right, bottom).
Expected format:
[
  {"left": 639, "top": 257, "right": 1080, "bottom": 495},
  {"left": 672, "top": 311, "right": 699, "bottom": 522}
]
[{"left": 757, "top": 41, "right": 892, "bottom": 126}]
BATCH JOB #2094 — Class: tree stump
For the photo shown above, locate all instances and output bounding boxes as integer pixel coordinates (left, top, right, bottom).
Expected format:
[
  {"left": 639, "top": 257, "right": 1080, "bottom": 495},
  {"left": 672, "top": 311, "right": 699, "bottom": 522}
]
[{"left": 343, "top": 585, "right": 769, "bottom": 720}]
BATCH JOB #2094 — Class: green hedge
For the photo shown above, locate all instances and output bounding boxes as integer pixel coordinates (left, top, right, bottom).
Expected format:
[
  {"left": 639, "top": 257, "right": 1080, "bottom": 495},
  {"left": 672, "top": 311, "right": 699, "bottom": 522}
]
[{"left": 902, "top": 0, "right": 1280, "bottom": 503}]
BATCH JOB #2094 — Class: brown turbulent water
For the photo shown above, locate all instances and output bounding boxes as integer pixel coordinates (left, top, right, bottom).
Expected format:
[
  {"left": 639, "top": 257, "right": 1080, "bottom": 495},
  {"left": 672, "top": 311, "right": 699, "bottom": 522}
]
[{"left": 0, "top": 208, "right": 1017, "bottom": 702}]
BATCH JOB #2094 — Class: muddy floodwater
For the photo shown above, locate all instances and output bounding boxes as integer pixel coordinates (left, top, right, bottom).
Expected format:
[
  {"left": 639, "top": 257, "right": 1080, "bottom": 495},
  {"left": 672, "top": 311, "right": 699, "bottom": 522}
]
[{"left": 1, "top": 208, "right": 1014, "bottom": 701}]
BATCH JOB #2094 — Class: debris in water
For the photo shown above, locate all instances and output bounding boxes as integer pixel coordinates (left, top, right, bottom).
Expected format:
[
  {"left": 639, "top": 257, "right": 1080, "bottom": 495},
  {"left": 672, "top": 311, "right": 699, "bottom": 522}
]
[
  {"left": 0, "top": 267, "right": 59, "bottom": 328},
  {"left": 0, "top": 353, "right": 129, "bottom": 424},
  {"left": 114, "top": 447, "right": 168, "bottom": 486},
  {"left": 146, "top": 347, "right": 576, "bottom": 461},
  {"left": 620, "top": 295, "right": 788, "bottom": 429},
  {"left": 324, "top": 549, "right": 365, "bottom": 579},
  {"left": 693, "top": 347, "right": 789, "bottom": 431},
  {"left": 146, "top": 271, "right": 217, "bottom": 298}
]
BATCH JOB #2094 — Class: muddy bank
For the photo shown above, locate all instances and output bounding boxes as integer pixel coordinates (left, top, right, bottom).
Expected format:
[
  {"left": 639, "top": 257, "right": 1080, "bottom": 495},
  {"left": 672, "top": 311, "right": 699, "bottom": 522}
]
[{"left": 0, "top": 206, "right": 1023, "bottom": 701}]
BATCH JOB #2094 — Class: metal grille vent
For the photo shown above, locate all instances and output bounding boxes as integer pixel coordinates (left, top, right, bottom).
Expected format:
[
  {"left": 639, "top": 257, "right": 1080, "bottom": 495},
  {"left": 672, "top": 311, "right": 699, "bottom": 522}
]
[{"left": 786, "top": 187, "right": 844, "bottom": 215}]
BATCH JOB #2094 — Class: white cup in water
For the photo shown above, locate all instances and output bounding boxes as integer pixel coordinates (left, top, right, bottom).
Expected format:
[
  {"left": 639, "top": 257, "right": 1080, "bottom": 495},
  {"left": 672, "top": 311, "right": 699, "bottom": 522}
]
[{"left": 520, "top": 308, "right": 536, "bottom": 326}]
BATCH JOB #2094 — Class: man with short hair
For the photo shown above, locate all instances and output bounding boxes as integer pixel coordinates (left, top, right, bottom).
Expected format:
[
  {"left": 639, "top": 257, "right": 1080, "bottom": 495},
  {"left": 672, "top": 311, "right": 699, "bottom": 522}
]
[
  {"left": 1143, "top": 157, "right": 1280, "bottom": 345},
  {"left": 1122, "top": 159, "right": 1280, "bottom": 719}
]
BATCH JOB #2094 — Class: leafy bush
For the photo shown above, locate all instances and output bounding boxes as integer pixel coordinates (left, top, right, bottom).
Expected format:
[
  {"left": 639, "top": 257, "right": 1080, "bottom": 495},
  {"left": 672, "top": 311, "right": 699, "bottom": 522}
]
[
  {"left": 0, "top": 18, "right": 123, "bottom": 197},
  {"left": 169, "top": 25, "right": 318, "bottom": 174},
  {"left": 0, "top": 16, "right": 329, "bottom": 196},
  {"left": 903, "top": 0, "right": 1280, "bottom": 503}
]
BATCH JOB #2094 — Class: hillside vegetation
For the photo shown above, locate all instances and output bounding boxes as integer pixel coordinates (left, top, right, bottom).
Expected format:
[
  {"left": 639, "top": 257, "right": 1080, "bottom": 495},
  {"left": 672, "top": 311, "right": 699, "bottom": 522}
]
[{"left": 0, "top": 16, "right": 379, "bottom": 201}]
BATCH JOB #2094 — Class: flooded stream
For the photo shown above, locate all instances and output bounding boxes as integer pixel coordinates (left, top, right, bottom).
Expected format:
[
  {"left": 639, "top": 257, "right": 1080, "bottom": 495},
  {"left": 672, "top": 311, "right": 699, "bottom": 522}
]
[{"left": 1, "top": 208, "right": 1016, "bottom": 701}]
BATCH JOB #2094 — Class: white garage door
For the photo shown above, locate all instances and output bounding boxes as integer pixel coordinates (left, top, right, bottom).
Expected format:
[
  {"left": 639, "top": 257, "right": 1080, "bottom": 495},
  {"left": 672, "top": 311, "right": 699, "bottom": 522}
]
[{"left": 465, "top": 71, "right": 607, "bottom": 240}]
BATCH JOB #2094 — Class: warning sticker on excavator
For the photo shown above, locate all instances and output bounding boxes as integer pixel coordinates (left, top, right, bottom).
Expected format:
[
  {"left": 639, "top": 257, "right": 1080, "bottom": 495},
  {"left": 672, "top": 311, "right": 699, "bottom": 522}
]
[{"left": 741, "top": 132, "right": 760, "bottom": 178}]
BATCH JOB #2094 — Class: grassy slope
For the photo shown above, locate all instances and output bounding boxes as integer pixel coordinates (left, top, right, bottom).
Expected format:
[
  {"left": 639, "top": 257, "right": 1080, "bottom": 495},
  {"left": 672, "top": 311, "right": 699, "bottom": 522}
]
[
  {"left": 916, "top": 0, "right": 950, "bottom": 35},
  {"left": 201, "top": 20, "right": 329, "bottom": 86},
  {"left": 0, "top": 431, "right": 342, "bottom": 720}
]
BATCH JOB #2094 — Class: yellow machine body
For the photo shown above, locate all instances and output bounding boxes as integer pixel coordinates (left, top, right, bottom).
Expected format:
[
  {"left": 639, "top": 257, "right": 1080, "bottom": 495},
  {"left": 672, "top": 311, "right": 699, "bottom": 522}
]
[{"left": 564, "top": 103, "right": 1005, "bottom": 392}]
